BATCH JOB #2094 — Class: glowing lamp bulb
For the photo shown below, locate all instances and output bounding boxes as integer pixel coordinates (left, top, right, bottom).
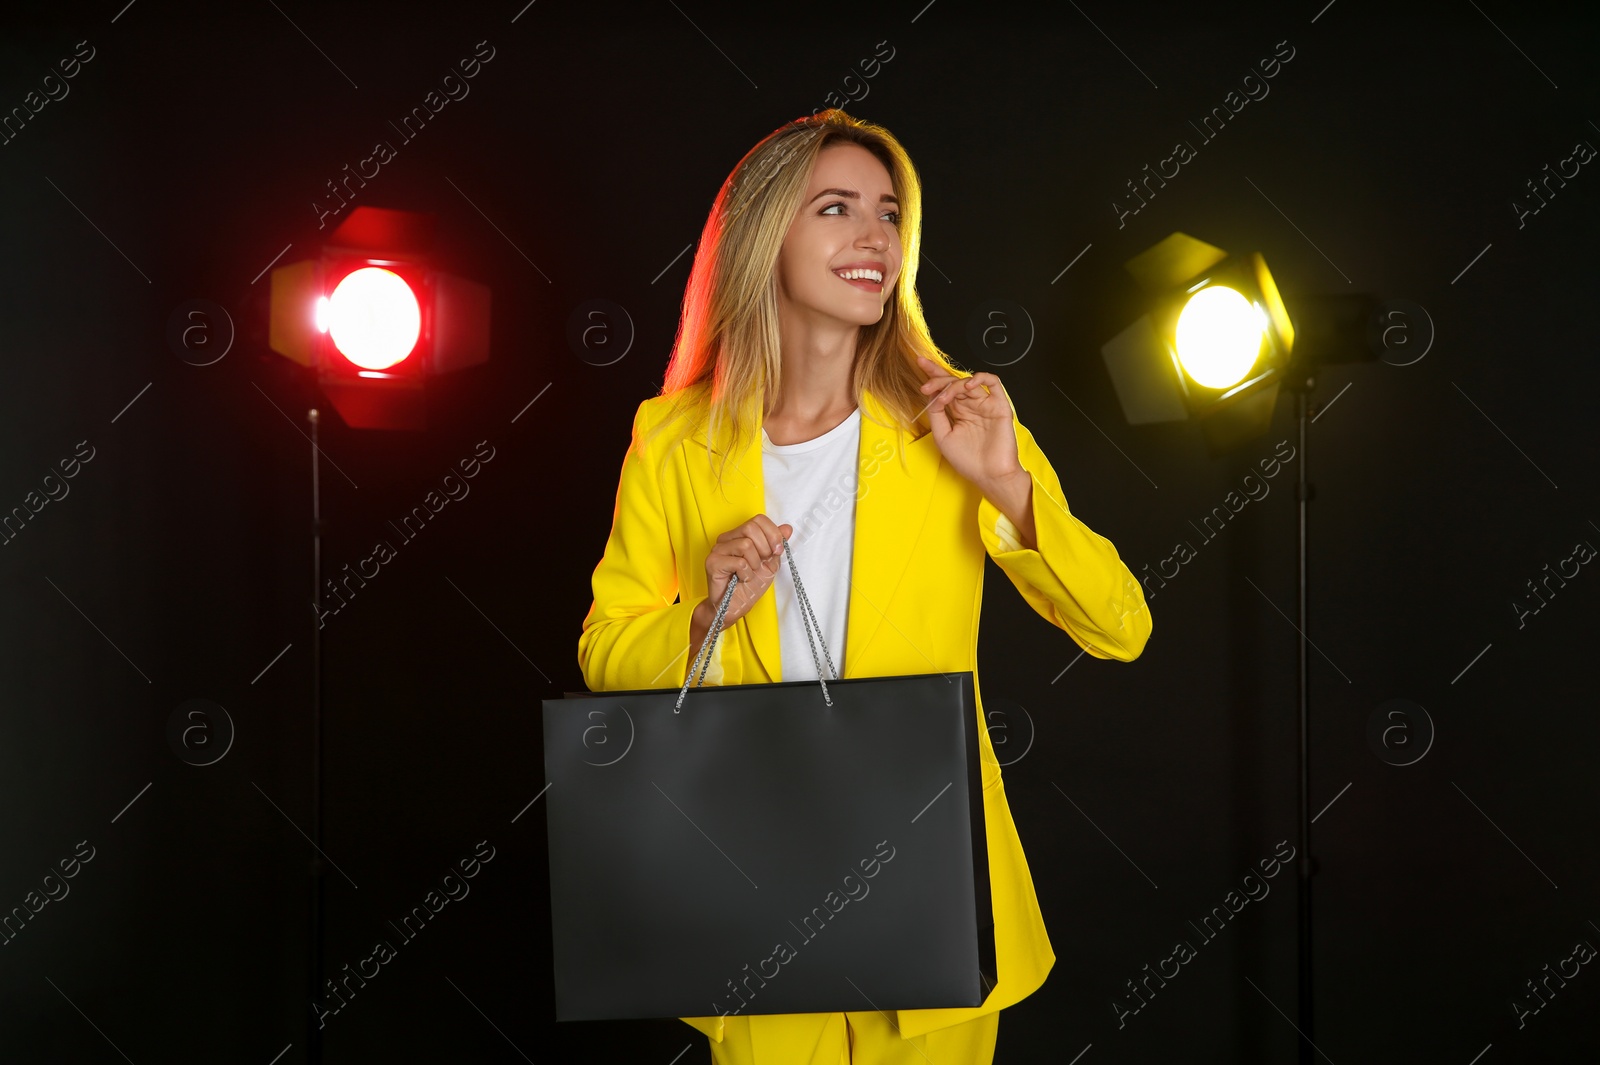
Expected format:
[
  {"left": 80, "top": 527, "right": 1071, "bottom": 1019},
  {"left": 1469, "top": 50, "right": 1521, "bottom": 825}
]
[
  {"left": 1174, "top": 285, "right": 1264, "bottom": 390},
  {"left": 325, "top": 267, "right": 421, "bottom": 370}
]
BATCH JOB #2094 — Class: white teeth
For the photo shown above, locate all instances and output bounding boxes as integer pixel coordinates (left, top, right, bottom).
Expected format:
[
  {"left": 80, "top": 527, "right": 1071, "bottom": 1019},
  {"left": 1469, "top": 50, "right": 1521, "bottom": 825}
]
[{"left": 835, "top": 268, "right": 883, "bottom": 283}]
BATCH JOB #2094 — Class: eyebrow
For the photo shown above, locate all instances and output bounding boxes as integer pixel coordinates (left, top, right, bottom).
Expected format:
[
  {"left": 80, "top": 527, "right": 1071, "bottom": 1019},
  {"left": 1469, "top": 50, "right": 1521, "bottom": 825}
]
[{"left": 807, "top": 187, "right": 900, "bottom": 206}]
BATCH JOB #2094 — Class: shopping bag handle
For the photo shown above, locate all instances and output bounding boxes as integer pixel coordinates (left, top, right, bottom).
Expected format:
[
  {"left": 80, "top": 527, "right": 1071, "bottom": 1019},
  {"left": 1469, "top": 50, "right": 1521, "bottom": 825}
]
[{"left": 676, "top": 534, "right": 837, "bottom": 712}]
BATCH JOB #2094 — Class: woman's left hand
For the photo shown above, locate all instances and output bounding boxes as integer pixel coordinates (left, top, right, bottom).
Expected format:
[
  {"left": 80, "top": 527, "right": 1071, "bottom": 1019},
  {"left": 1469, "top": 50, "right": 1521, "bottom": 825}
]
[{"left": 914, "top": 354, "right": 1024, "bottom": 493}]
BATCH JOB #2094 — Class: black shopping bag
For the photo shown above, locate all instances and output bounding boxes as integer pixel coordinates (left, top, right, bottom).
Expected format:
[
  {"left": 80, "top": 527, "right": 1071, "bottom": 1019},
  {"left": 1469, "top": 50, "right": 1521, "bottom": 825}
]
[{"left": 543, "top": 540, "right": 996, "bottom": 1023}]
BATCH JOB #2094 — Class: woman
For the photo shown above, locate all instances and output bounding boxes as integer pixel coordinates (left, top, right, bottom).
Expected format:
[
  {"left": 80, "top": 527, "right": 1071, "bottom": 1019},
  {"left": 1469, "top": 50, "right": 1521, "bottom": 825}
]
[{"left": 578, "top": 109, "right": 1152, "bottom": 1064}]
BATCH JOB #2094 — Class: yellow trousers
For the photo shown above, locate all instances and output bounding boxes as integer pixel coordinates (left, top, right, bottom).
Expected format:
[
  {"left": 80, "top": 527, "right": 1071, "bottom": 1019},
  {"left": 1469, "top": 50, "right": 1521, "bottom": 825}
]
[{"left": 704, "top": 1008, "right": 999, "bottom": 1065}]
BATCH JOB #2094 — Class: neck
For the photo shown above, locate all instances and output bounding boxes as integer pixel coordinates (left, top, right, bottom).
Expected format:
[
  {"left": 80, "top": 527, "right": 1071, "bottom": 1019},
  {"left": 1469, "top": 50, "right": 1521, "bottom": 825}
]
[{"left": 769, "top": 305, "right": 859, "bottom": 423}]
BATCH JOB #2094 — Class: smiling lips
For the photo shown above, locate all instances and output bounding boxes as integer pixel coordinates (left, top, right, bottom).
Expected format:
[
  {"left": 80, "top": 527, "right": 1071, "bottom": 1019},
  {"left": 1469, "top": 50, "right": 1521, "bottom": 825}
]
[{"left": 834, "top": 263, "right": 886, "bottom": 291}]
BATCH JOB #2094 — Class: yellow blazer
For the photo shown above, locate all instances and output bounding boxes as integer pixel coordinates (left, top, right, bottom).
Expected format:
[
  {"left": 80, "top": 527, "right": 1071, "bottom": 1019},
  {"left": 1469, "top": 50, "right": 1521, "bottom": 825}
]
[{"left": 578, "top": 382, "right": 1152, "bottom": 1041}]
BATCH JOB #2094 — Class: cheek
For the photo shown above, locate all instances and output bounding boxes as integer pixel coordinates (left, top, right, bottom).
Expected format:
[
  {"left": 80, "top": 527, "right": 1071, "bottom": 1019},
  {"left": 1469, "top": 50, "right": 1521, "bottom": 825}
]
[
  {"left": 785, "top": 239, "right": 836, "bottom": 294},
  {"left": 776, "top": 246, "right": 810, "bottom": 295},
  {"left": 779, "top": 235, "right": 815, "bottom": 279}
]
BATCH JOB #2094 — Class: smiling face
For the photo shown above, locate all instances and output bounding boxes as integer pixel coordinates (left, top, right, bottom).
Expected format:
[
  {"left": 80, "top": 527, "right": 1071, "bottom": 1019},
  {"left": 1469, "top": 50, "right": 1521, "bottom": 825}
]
[{"left": 774, "top": 143, "right": 904, "bottom": 332}]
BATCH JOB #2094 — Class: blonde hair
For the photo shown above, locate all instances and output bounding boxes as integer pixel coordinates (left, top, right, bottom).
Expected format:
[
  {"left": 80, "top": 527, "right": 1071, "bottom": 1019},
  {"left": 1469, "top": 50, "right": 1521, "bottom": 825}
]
[{"left": 640, "top": 108, "right": 972, "bottom": 492}]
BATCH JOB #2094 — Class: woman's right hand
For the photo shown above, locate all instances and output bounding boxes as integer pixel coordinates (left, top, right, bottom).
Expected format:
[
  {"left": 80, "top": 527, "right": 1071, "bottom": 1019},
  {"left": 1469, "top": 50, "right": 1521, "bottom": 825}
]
[{"left": 695, "top": 515, "right": 794, "bottom": 638}]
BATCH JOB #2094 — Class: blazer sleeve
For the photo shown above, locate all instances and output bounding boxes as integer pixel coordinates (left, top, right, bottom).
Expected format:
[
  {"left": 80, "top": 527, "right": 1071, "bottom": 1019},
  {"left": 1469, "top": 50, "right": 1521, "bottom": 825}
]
[
  {"left": 976, "top": 412, "right": 1152, "bottom": 662},
  {"left": 577, "top": 401, "right": 727, "bottom": 692}
]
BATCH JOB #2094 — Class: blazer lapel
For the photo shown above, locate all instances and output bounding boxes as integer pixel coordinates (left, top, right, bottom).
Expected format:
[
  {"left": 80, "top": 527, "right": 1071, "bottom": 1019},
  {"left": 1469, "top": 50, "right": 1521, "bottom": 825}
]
[
  {"left": 845, "top": 389, "right": 942, "bottom": 678},
  {"left": 679, "top": 385, "right": 941, "bottom": 683}
]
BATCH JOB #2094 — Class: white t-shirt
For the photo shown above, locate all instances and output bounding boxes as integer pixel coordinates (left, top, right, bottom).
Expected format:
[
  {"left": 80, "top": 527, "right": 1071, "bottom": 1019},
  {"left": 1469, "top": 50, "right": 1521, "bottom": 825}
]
[{"left": 761, "top": 408, "right": 861, "bottom": 682}]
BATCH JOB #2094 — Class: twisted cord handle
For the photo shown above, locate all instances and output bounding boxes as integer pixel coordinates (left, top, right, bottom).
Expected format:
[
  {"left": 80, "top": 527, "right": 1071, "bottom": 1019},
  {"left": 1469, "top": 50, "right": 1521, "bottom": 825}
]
[{"left": 675, "top": 535, "right": 836, "bottom": 712}]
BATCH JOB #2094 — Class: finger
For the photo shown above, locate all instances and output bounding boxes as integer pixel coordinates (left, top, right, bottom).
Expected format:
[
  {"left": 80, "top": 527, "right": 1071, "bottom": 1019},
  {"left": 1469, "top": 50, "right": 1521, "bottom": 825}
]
[
  {"left": 927, "top": 393, "right": 950, "bottom": 437},
  {"left": 761, "top": 519, "right": 792, "bottom": 556},
  {"left": 711, "top": 560, "right": 745, "bottom": 605},
  {"left": 719, "top": 556, "right": 754, "bottom": 598},
  {"left": 736, "top": 536, "right": 765, "bottom": 576},
  {"left": 711, "top": 542, "right": 746, "bottom": 580},
  {"left": 940, "top": 382, "right": 979, "bottom": 409},
  {"left": 716, "top": 536, "right": 762, "bottom": 581},
  {"left": 963, "top": 372, "right": 1003, "bottom": 397},
  {"left": 750, "top": 518, "right": 786, "bottom": 556},
  {"left": 751, "top": 516, "right": 782, "bottom": 555}
]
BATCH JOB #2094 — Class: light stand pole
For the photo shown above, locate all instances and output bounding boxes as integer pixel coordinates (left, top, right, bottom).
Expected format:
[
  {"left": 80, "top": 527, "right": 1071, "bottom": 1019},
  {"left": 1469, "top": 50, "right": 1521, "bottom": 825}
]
[
  {"left": 307, "top": 407, "right": 326, "bottom": 1065},
  {"left": 1279, "top": 291, "right": 1378, "bottom": 1064},
  {"left": 1288, "top": 379, "right": 1317, "bottom": 1065}
]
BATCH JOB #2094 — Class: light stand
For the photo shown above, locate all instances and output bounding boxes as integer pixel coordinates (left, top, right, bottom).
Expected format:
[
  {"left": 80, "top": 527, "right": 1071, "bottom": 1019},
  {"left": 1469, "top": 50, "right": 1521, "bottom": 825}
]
[
  {"left": 1101, "top": 237, "right": 1377, "bottom": 1061},
  {"left": 267, "top": 206, "right": 493, "bottom": 1062}
]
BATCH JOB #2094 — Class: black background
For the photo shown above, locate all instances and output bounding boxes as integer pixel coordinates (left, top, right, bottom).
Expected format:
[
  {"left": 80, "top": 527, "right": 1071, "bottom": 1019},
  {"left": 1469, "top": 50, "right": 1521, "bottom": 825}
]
[{"left": 1, "top": 1, "right": 1596, "bottom": 1061}]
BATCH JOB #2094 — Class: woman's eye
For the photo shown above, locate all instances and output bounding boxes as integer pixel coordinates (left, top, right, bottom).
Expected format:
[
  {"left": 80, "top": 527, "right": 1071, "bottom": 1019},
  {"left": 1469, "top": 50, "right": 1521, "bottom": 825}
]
[{"left": 821, "top": 202, "right": 901, "bottom": 225}]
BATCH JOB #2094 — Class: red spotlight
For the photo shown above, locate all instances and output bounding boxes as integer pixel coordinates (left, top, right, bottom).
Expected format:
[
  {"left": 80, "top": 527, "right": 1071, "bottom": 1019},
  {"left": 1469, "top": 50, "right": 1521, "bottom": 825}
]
[
  {"left": 320, "top": 266, "right": 423, "bottom": 370},
  {"left": 269, "top": 206, "right": 490, "bottom": 429}
]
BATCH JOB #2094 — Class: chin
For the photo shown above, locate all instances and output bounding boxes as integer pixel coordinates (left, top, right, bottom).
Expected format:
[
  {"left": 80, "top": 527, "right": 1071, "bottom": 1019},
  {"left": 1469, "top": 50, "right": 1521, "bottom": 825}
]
[{"left": 827, "top": 300, "right": 888, "bottom": 327}]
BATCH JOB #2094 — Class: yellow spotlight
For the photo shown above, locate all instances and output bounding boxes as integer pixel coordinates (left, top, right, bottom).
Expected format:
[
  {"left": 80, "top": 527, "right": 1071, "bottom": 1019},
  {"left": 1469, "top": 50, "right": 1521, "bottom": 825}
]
[
  {"left": 1174, "top": 285, "right": 1266, "bottom": 389},
  {"left": 1100, "top": 232, "right": 1298, "bottom": 455}
]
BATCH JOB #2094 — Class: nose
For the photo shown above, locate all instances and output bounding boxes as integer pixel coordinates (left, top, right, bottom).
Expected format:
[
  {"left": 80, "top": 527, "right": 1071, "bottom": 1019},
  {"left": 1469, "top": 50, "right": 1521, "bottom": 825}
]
[
  {"left": 857, "top": 218, "right": 893, "bottom": 258},
  {"left": 858, "top": 217, "right": 891, "bottom": 247}
]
